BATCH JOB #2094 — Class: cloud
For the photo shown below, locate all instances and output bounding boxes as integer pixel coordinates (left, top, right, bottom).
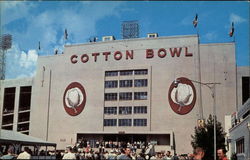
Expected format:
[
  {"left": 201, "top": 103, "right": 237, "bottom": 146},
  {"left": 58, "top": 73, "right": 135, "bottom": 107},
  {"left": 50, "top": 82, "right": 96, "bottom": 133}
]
[
  {"left": 203, "top": 32, "right": 217, "bottom": 41},
  {"left": 19, "top": 50, "right": 38, "bottom": 68},
  {"left": 229, "top": 13, "right": 247, "bottom": 24},
  {"left": 1, "top": 2, "right": 36, "bottom": 26},
  {"left": 5, "top": 44, "right": 38, "bottom": 79},
  {"left": 180, "top": 16, "right": 192, "bottom": 26},
  {"left": 3, "top": 2, "right": 125, "bottom": 79}
]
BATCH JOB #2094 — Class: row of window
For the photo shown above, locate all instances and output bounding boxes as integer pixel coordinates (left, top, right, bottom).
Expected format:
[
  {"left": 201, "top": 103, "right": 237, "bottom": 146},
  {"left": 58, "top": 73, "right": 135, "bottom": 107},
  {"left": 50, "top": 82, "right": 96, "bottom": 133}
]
[
  {"left": 105, "top": 79, "right": 148, "bottom": 88},
  {"left": 104, "top": 106, "right": 147, "bottom": 115},
  {"left": 105, "top": 92, "right": 147, "bottom": 101},
  {"left": 104, "top": 119, "right": 147, "bottom": 127},
  {"left": 105, "top": 69, "right": 148, "bottom": 77}
]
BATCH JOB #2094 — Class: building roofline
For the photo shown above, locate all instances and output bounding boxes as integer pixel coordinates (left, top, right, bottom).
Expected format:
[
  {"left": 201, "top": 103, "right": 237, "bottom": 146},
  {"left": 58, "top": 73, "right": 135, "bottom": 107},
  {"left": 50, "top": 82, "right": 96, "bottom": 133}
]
[
  {"left": 64, "top": 34, "right": 198, "bottom": 48},
  {"left": 200, "top": 42, "right": 235, "bottom": 46}
]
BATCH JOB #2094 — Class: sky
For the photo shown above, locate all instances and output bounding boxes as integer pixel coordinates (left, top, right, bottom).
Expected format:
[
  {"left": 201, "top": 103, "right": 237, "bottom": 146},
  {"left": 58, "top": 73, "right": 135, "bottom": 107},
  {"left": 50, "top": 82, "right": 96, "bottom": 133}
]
[{"left": 1, "top": 1, "right": 249, "bottom": 79}]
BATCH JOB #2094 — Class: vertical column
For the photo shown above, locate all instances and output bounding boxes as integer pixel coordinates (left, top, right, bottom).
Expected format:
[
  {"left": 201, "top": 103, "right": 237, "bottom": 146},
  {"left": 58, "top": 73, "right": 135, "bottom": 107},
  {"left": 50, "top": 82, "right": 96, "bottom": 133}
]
[
  {"left": 13, "top": 86, "right": 20, "bottom": 131},
  {"left": 0, "top": 81, "right": 3, "bottom": 129}
]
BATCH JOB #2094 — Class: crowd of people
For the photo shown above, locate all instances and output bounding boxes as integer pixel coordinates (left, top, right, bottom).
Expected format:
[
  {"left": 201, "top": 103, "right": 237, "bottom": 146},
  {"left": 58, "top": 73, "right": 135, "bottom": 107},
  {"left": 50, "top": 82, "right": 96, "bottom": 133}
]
[{"left": 0, "top": 142, "right": 229, "bottom": 160}]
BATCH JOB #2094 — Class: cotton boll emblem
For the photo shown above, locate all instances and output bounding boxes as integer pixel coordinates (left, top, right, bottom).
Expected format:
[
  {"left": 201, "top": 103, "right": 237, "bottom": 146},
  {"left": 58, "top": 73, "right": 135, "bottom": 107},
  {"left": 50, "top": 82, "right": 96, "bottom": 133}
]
[
  {"left": 168, "top": 77, "right": 196, "bottom": 115},
  {"left": 63, "top": 82, "right": 86, "bottom": 116}
]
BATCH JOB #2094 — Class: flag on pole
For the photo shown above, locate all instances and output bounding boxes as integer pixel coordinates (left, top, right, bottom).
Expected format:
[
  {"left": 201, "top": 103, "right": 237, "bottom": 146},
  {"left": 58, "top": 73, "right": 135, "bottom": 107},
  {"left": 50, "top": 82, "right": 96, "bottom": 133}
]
[
  {"left": 193, "top": 14, "right": 198, "bottom": 28},
  {"left": 229, "top": 22, "right": 234, "bottom": 37},
  {"left": 38, "top": 41, "right": 41, "bottom": 50},
  {"left": 64, "top": 29, "right": 68, "bottom": 40}
]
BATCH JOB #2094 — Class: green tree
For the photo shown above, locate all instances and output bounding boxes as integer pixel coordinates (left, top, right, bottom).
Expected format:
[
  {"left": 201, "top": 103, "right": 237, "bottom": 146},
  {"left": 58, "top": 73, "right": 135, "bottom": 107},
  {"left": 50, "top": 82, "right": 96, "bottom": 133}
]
[{"left": 191, "top": 114, "right": 226, "bottom": 160}]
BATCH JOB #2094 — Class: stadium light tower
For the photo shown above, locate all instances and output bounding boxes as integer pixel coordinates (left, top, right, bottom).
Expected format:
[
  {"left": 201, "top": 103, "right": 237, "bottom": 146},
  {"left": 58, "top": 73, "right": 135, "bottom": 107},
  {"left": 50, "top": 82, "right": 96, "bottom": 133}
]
[
  {"left": 121, "top": 20, "right": 139, "bottom": 39},
  {"left": 0, "top": 34, "right": 12, "bottom": 80}
]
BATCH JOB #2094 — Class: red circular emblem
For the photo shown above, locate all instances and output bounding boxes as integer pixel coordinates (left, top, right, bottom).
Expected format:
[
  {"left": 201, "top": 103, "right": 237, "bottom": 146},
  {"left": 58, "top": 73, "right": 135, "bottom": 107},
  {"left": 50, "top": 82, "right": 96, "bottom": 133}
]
[
  {"left": 168, "top": 77, "right": 196, "bottom": 115},
  {"left": 63, "top": 82, "right": 86, "bottom": 116}
]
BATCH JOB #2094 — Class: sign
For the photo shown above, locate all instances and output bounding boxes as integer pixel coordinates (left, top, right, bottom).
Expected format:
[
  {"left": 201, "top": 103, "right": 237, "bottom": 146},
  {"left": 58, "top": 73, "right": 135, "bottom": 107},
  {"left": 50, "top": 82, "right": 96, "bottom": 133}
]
[
  {"left": 168, "top": 77, "right": 196, "bottom": 115},
  {"left": 70, "top": 47, "right": 193, "bottom": 64},
  {"left": 63, "top": 82, "right": 86, "bottom": 116}
]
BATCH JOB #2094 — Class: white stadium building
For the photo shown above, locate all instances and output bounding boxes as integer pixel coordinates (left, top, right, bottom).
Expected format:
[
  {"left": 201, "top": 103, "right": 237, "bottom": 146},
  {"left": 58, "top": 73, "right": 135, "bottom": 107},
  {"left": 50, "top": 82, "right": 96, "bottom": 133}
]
[{"left": 1, "top": 34, "right": 249, "bottom": 155}]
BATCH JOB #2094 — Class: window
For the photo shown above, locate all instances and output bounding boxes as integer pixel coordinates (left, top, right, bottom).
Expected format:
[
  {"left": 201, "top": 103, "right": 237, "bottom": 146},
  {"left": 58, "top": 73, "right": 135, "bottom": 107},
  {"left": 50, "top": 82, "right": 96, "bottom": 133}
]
[
  {"left": 134, "top": 106, "right": 147, "bottom": 114},
  {"left": 104, "top": 107, "right": 117, "bottom": 115},
  {"left": 134, "top": 79, "right": 148, "bottom": 87},
  {"left": 134, "top": 69, "right": 148, "bottom": 75},
  {"left": 2, "top": 114, "right": 14, "bottom": 125},
  {"left": 242, "top": 77, "right": 250, "bottom": 104},
  {"left": 104, "top": 93, "right": 117, "bottom": 101},
  {"left": 134, "top": 92, "right": 147, "bottom": 100},
  {"left": 18, "top": 112, "right": 30, "bottom": 123},
  {"left": 104, "top": 119, "right": 117, "bottom": 126},
  {"left": 105, "top": 71, "right": 118, "bottom": 77},
  {"left": 17, "top": 123, "right": 29, "bottom": 132},
  {"left": 120, "top": 70, "right": 133, "bottom": 76},
  {"left": 19, "top": 86, "right": 32, "bottom": 111},
  {"left": 119, "top": 92, "right": 132, "bottom": 100},
  {"left": 120, "top": 80, "right": 133, "bottom": 88},
  {"left": 3, "top": 87, "right": 16, "bottom": 114},
  {"left": 134, "top": 119, "right": 147, "bottom": 126},
  {"left": 119, "top": 106, "right": 132, "bottom": 115},
  {"left": 105, "top": 81, "right": 118, "bottom": 88},
  {"left": 236, "top": 138, "right": 244, "bottom": 154},
  {"left": 119, "top": 119, "right": 132, "bottom": 126}
]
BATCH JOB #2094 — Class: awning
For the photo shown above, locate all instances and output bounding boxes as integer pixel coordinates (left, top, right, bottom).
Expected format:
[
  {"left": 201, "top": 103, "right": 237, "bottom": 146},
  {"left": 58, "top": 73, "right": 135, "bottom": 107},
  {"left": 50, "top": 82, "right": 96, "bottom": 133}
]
[{"left": 0, "top": 129, "right": 56, "bottom": 147}]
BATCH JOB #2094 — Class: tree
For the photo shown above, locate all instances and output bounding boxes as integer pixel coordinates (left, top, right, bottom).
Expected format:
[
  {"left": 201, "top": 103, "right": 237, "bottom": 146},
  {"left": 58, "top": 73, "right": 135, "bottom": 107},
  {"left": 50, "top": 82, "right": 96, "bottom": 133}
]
[{"left": 191, "top": 114, "right": 226, "bottom": 160}]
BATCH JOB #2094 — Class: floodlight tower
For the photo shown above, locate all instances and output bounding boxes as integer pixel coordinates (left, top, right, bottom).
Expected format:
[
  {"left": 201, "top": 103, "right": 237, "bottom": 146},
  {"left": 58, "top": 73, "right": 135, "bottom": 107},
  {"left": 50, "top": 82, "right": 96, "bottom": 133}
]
[
  {"left": 121, "top": 20, "right": 139, "bottom": 39},
  {"left": 0, "top": 34, "right": 12, "bottom": 80}
]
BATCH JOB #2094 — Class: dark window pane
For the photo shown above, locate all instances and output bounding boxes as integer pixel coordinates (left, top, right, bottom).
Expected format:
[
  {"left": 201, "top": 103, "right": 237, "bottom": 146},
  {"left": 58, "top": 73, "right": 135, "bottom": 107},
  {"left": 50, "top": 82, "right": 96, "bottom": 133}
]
[
  {"left": 120, "top": 80, "right": 133, "bottom": 88},
  {"left": 118, "top": 119, "right": 132, "bottom": 126},
  {"left": 134, "top": 106, "right": 147, "bottom": 114},
  {"left": 105, "top": 71, "right": 118, "bottom": 77},
  {"left": 120, "top": 70, "right": 133, "bottom": 76},
  {"left": 119, "top": 92, "right": 132, "bottom": 100},
  {"left": 119, "top": 106, "right": 132, "bottom": 115},
  {"left": 134, "top": 69, "right": 148, "bottom": 75},
  {"left": 104, "top": 93, "right": 117, "bottom": 101},
  {"left": 105, "top": 81, "right": 118, "bottom": 88},
  {"left": 104, "top": 107, "right": 117, "bottom": 115},
  {"left": 134, "top": 92, "right": 147, "bottom": 100},
  {"left": 134, "top": 119, "right": 147, "bottom": 126},
  {"left": 19, "top": 86, "right": 32, "bottom": 111},
  {"left": 3, "top": 87, "right": 16, "bottom": 113},
  {"left": 104, "top": 119, "right": 117, "bottom": 126},
  {"left": 134, "top": 79, "right": 148, "bottom": 87},
  {"left": 242, "top": 77, "right": 250, "bottom": 104}
]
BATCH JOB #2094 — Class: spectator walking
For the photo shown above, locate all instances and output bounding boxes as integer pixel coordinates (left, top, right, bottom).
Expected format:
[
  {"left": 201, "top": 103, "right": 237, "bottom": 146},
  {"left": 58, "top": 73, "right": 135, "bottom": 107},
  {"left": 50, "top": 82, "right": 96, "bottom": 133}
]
[
  {"left": 62, "top": 146, "right": 76, "bottom": 159},
  {"left": 17, "top": 147, "right": 31, "bottom": 159}
]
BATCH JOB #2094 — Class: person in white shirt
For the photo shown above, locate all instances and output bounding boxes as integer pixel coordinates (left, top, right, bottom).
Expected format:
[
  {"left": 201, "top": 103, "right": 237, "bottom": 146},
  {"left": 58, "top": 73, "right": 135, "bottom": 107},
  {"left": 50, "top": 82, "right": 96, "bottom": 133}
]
[
  {"left": 17, "top": 147, "right": 31, "bottom": 159},
  {"left": 62, "top": 146, "right": 76, "bottom": 160}
]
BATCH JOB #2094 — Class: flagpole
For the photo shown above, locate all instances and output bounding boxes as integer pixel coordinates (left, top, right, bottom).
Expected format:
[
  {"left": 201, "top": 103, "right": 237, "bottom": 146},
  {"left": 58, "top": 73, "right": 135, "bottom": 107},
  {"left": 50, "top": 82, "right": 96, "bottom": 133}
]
[{"left": 193, "top": 13, "right": 204, "bottom": 121}]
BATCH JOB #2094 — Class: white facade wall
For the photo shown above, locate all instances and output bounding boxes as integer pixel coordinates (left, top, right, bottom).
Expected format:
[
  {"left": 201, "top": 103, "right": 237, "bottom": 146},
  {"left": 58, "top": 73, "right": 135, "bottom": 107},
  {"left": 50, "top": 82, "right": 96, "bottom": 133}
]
[{"left": 0, "top": 35, "right": 237, "bottom": 154}]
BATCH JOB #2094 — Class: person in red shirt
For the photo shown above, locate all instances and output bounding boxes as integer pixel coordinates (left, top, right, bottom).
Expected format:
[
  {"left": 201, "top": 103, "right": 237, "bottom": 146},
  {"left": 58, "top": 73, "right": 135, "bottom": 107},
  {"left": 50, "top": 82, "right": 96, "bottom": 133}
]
[{"left": 217, "top": 148, "right": 228, "bottom": 160}]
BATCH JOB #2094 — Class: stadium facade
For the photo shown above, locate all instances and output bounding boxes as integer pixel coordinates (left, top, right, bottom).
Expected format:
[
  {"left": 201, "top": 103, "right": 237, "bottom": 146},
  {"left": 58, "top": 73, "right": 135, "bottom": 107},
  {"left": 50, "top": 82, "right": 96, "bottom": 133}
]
[{"left": 0, "top": 34, "right": 240, "bottom": 154}]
